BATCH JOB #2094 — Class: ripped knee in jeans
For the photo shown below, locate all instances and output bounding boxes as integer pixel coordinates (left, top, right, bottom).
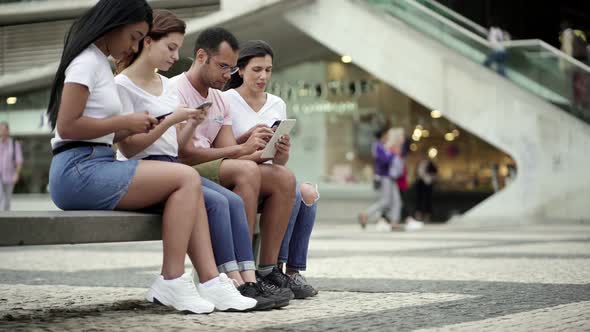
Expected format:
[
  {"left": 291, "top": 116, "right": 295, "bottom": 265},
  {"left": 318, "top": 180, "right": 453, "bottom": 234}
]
[{"left": 300, "top": 182, "right": 319, "bottom": 206}]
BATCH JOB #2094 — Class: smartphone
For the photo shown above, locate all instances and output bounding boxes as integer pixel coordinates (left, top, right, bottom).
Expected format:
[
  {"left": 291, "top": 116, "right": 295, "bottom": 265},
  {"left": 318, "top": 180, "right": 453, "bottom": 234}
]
[
  {"left": 155, "top": 101, "right": 212, "bottom": 121},
  {"left": 155, "top": 112, "right": 172, "bottom": 121},
  {"left": 196, "top": 101, "right": 213, "bottom": 110},
  {"left": 271, "top": 120, "right": 281, "bottom": 130}
]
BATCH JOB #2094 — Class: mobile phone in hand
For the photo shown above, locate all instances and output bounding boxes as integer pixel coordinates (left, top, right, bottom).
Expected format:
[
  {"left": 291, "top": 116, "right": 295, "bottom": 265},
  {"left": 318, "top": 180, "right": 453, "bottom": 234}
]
[
  {"left": 156, "top": 112, "right": 172, "bottom": 121},
  {"left": 196, "top": 101, "right": 212, "bottom": 110},
  {"left": 271, "top": 120, "right": 281, "bottom": 130}
]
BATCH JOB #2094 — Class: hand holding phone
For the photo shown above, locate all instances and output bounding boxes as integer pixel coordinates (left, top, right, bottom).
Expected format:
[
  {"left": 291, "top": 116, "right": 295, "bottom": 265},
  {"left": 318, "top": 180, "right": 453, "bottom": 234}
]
[
  {"left": 188, "top": 101, "right": 211, "bottom": 126},
  {"left": 196, "top": 101, "right": 212, "bottom": 110},
  {"left": 155, "top": 101, "right": 212, "bottom": 121},
  {"left": 155, "top": 112, "right": 172, "bottom": 121}
]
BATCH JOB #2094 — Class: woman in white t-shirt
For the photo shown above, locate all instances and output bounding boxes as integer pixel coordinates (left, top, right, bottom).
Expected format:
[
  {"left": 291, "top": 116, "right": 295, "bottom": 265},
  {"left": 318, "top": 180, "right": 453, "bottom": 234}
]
[
  {"left": 223, "top": 40, "right": 319, "bottom": 297},
  {"left": 114, "top": 10, "right": 273, "bottom": 311},
  {"left": 46, "top": 0, "right": 246, "bottom": 314}
]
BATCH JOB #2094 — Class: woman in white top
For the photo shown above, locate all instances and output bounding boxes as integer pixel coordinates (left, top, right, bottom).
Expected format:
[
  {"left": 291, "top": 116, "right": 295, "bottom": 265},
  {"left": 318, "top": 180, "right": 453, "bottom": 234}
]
[
  {"left": 114, "top": 10, "right": 275, "bottom": 311},
  {"left": 46, "top": 0, "right": 249, "bottom": 314},
  {"left": 223, "top": 40, "right": 319, "bottom": 297}
]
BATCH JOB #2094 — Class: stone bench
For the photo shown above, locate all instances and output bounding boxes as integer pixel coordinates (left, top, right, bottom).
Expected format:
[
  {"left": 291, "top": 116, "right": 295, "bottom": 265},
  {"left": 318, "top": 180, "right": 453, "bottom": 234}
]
[{"left": 0, "top": 211, "right": 261, "bottom": 260}]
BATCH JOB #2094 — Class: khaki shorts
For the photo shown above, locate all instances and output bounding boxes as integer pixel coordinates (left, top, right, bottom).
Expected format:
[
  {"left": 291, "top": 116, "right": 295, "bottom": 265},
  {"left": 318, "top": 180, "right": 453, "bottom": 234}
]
[{"left": 193, "top": 158, "right": 224, "bottom": 184}]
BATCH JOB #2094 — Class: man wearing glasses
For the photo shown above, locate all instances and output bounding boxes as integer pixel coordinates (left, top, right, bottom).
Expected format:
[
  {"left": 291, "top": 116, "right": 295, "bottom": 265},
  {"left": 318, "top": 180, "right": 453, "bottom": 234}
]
[{"left": 171, "top": 27, "right": 298, "bottom": 298}]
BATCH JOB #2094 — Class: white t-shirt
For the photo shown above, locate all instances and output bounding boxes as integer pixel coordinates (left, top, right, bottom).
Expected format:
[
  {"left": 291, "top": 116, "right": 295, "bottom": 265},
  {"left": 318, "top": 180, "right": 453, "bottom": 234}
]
[
  {"left": 51, "top": 43, "right": 122, "bottom": 149},
  {"left": 115, "top": 74, "right": 179, "bottom": 160},
  {"left": 488, "top": 27, "right": 506, "bottom": 51},
  {"left": 223, "top": 89, "right": 287, "bottom": 139}
]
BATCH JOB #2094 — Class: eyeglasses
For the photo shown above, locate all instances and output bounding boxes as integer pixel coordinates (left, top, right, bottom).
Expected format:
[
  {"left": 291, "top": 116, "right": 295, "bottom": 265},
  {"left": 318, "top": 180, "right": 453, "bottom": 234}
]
[{"left": 207, "top": 55, "right": 239, "bottom": 75}]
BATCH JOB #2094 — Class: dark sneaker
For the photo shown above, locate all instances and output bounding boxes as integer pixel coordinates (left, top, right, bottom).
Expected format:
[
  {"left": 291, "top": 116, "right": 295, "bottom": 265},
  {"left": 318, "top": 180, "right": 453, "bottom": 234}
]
[
  {"left": 256, "top": 277, "right": 293, "bottom": 308},
  {"left": 258, "top": 267, "right": 316, "bottom": 299},
  {"left": 290, "top": 272, "right": 318, "bottom": 297},
  {"left": 237, "top": 282, "right": 275, "bottom": 311}
]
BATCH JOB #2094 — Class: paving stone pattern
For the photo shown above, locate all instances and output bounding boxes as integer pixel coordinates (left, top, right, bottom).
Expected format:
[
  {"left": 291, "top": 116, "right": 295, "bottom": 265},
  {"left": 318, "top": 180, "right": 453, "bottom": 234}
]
[{"left": 1, "top": 223, "right": 589, "bottom": 331}]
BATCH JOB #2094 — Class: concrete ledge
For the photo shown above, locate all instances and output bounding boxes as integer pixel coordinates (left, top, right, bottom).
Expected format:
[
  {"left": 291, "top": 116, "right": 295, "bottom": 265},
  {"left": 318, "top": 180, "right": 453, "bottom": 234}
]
[{"left": 0, "top": 211, "right": 161, "bottom": 246}]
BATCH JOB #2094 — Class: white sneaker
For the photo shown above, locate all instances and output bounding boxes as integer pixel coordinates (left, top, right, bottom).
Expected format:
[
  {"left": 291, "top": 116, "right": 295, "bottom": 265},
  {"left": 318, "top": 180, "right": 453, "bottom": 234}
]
[
  {"left": 405, "top": 218, "right": 424, "bottom": 231},
  {"left": 198, "top": 273, "right": 257, "bottom": 312},
  {"left": 375, "top": 218, "right": 392, "bottom": 232},
  {"left": 145, "top": 272, "right": 215, "bottom": 314}
]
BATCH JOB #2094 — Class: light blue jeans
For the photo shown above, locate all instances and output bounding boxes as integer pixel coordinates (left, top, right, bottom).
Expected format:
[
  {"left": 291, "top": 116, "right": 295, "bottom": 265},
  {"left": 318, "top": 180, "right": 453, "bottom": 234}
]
[
  {"left": 49, "top": 146, "right": 137, "bottom": 210},
  {"left": 142, "top": 155, "right": 255, "bottom": 273},
  {"left": 201, "top": 177, "right": 256, "bottom": 273},
  {"left": 278, "top": 182, "right": 318, "bottom": 271}
]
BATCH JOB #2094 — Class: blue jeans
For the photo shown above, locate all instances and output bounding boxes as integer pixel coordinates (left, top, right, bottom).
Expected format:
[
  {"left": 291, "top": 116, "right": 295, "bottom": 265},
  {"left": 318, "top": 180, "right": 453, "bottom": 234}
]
[
  {"left": 201, "top": 177, "right": 255, "bottom": 273},
  {"left": 483, "top": 50, "right": 507, "bottom": 76},
  {"left": 142, "top": 155, "right": 255, "bottom": 273},
  {"left": 278, "top": 182, "right": 318, "bottom": 271},
  {"left": 50, "top": 146, "right": 137, "bottom": 210}
]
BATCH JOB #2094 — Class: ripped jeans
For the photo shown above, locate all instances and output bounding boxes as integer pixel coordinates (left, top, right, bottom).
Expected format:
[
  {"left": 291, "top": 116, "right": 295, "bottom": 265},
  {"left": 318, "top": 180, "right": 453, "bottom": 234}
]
[{"left": 278, "top": 181, "right": 319, "bottom": 271}]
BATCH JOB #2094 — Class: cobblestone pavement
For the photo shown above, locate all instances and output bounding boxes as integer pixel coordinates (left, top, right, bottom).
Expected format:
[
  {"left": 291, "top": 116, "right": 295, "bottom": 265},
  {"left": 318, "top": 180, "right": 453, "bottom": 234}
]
[{"left": 0, "top": 222, "right": 589, "bottom": 331}]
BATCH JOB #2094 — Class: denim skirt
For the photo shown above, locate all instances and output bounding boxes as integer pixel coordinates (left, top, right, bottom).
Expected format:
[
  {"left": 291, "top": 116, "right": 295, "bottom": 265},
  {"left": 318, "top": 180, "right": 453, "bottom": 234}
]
[{"left": 49, "top": 146, "right": 138, "bottom": 210}]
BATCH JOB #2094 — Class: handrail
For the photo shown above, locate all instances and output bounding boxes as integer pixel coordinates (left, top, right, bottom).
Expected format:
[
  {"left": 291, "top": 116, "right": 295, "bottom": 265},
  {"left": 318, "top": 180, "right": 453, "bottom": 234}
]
[
  {"left": 420, "top": 0, "right": 488, "bottom": 37},
  {"left": 503, "top": 39, "right": 590, "bottom": 73},
  {"left": 383, "top": 0, "right": 590, "bottom": 75},
  {"left": 400, "top": 0, "right": 491, "bottom": 48}
]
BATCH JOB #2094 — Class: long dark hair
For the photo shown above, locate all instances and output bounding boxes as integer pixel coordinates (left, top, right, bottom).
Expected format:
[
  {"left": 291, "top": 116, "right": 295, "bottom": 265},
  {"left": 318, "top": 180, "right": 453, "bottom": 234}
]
[
  {"left": 47, "top": 0, "right": 153, "bottom": 130},
  {"left": 115, "top": 9, "right": 185, "bottom": 74},
  {"left": 224, "top": 40, "right": 274, "bottom": 91}
]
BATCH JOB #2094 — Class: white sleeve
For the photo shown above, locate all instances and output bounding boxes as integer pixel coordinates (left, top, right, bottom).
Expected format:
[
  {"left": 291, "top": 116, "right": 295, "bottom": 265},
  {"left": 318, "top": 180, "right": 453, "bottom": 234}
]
[
  {"left": 117, "top": 85, "right": 136, "bottom": 115},
  {"left": 64, "top": 53, "right": 97, "bottom": 92}
]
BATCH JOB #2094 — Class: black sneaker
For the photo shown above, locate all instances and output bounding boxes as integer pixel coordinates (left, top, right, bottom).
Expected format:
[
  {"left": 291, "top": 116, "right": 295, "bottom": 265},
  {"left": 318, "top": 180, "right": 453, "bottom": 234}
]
[
  {"left": 256, "top": 277, "right": 293, "bottom": 308},
  {"left": 258, "top": 267, "right": 316, "bottom": 299},
  {"left": 237, "top": 282, "right": 275, "bottom": 311},
  {"left": 289, "top": 272, "right": 318, "bottom": 297}
]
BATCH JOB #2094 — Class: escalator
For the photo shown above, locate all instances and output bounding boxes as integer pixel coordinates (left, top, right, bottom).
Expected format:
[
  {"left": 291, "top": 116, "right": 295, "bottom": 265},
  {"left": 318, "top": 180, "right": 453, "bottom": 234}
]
[{"left": 284, "top": 0, "right": 590, "bottom": 220}]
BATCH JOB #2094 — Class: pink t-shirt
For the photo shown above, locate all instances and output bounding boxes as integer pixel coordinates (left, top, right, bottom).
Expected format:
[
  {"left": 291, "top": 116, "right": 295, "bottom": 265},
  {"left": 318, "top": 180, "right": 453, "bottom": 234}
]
[{"left": 170, "top": 73, "right": 232, "bottom": 148}]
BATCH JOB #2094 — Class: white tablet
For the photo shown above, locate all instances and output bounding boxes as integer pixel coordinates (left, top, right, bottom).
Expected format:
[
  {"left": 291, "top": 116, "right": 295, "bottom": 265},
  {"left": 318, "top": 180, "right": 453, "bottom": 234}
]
[{"left": 260, "top": 119, "right": 296, "bottom": 159}]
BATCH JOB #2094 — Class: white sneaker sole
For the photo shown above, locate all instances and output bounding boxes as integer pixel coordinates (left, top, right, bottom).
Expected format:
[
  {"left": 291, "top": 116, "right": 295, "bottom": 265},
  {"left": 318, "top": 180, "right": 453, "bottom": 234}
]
[
  {"left": 208, "top": 299, "right": 257, "bottom": 312},
  {"left": 146, "top": 288, "right": 214, "bottom": 314}
]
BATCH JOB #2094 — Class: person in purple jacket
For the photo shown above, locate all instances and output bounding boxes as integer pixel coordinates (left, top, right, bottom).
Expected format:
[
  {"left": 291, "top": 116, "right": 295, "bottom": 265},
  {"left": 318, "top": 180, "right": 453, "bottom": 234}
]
[{"left": 358, "top": 127, "right": 397, "bottom": 229}]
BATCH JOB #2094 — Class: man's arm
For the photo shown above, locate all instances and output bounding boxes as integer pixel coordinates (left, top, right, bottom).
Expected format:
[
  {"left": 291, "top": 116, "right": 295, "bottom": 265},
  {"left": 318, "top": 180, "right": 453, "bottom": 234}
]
[
  {"left": 178, "top": 125, "right": 264, "bottom": 165},
  {"left": 218, "top": 126, "right": 274, "bottom": 163}
]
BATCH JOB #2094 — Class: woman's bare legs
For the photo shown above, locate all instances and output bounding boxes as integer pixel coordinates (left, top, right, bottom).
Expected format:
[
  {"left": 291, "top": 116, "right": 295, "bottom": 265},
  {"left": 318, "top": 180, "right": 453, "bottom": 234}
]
[{"left": 116, "top": 160, "right": 218, "bottom": 281}]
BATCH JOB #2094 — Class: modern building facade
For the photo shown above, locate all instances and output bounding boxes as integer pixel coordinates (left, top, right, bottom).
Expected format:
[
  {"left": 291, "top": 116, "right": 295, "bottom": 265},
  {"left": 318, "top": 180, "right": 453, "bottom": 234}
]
[{"left": 1, "top": 0, "right": 588, "bottom": 221}]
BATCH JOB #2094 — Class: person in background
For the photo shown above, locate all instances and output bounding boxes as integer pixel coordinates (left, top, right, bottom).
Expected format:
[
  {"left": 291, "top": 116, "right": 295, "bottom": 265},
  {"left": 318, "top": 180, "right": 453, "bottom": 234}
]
[
  {"left": 559, "top": 21, "right": 589, "bottom": 110},
  {"left": 396, "top": 136, "right": 411, "bottom": 224},
  {"left": 410, "top": 154, "right": 438, "bottom": 223},
  {"left": 560, "top": 21, "right": 588, "bottom": 63},
  {"left": 483, "top": 19, "right": 510, "bottom": 77},
  {"left": 374, "top": 127, "right": 403, "bottom": 232},
  {"left": 491, "top": 163, "right": 500, "bottom": 192},
  {"left": 0, "top": 122, "right": 23, "bottom": 211},
  {"left": 359, "top": 127, "right": 398, "bottom": 230}
]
